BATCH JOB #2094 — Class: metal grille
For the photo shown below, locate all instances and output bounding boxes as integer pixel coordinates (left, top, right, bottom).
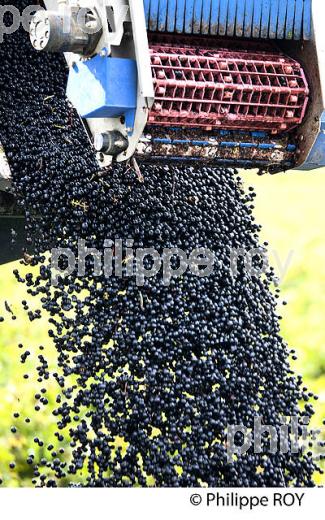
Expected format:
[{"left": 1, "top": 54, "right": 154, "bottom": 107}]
[{"left": 148, "top": 43, "right": 309, "bottom": 133}]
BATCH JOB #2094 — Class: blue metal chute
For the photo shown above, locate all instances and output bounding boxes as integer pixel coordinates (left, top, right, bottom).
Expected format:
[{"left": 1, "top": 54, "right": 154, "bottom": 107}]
[
  {"left": 176, "top": 0, "right": 186, "bottom": 33},
  {"left": 193, "top": 0, "right": 204, "bottom": 34},
  {"left": 201, "top": 0, "right": 212, "bottom": 34},
  {"left": 167, "top": 0, "right": 177, "bottom": 32},
  {"left": 269, "top": 0, "right": 280, "bottom": 39},
  {"left": 244, "top": 0, "right": 254, "bottom": 37},
  {"left": 235, "top": 0, "right": 245, "bottom": 37},
  {"left": 276, "top": 1, "right": 287, "bottom": 39},
  {"left": 144, "top": 0, "right": 312, "bottom": 40},
  {"left": 158, "top": 0, "right": 167, "bottom": 31},
  {"left": 226, "top": 0, "right": 237, "bottom": 37},
  {"left": 144, "top": 0, "right": 151, "bottom": 26},
  {"left": 210, "top": 0, "right": 221, "bottom": 35},
  {"left": 261, "top": 0, "right": 272, "bottom": 39},
  {"left": 218, "top": 0, "right": 228, "bottom": 36},
  {"left": 285, "top": 1, "right": 295, "bottom": 39},
  {"left": 184, "top": 0, "right": 195, "bottom": 34},
  {"left": 252, "top": 0, "right": 263, "bottom": 39},
  {"left": 294, "top": 0, "right": 304, "bottom": 40},
  {"left": 148, "top": 0, "right": 159, "bottom": 31},
  {"left": 303, "top": 0, "right": 312, "bottom": 40}
]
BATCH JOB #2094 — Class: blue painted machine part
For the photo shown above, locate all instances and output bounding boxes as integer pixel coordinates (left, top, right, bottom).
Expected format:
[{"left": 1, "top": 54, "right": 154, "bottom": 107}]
[
  {"left": 66, "top": 55, "right": 137, "bottom": 130},
  {"left": 144, "top": 0, "right": 312, "bottom": 40}
]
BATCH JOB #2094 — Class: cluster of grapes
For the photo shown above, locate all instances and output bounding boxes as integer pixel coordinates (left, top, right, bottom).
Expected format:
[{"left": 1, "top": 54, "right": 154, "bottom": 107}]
[{"left": 0, "top": 0, "right": 322, "bottom": 487}]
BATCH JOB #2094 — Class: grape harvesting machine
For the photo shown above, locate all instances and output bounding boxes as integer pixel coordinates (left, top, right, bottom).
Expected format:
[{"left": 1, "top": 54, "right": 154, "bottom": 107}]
[
  {"left": 28, "top": 0, "right": 325, "bottom": 172},
  {"left": 0, "top": 0, "right": 325, "bottom": 261}
]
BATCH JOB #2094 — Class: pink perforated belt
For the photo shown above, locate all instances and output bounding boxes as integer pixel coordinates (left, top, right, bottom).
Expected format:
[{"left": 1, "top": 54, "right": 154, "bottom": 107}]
[{"left": 148, "top": 42, "right": 309, "bottom": 134}]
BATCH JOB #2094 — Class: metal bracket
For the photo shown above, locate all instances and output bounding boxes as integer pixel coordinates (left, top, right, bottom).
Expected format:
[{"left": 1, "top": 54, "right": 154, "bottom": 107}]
[{"left": 43, "top": 0, "right": 154, "bottom": 167}]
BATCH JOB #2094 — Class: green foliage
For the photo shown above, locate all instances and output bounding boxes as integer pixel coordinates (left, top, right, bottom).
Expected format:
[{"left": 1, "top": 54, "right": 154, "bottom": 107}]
[{"left": 0, "top": 262, "right": 72, "bottom": 486}]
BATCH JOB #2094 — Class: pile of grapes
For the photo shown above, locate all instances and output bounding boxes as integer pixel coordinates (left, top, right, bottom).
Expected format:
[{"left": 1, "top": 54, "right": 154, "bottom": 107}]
[{"left": 0, "top": 0, "right": 322, "bottom": 487}]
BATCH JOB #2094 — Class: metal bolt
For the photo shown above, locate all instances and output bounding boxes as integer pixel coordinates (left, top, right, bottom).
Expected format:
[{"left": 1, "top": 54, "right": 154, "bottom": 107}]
[{"left": 94, "top": 131, "right": 128, "bottom": 156}]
